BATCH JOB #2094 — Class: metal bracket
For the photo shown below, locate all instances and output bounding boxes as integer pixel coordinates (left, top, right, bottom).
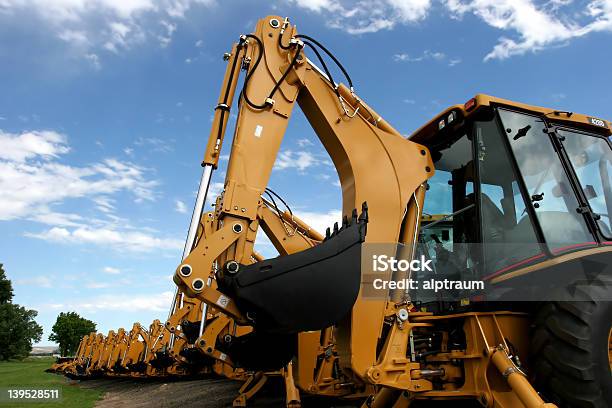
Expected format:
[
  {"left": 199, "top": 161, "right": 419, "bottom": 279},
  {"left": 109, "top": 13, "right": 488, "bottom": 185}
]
[{"left": 577, "top": 205, "right": 601, "bottom": 220}]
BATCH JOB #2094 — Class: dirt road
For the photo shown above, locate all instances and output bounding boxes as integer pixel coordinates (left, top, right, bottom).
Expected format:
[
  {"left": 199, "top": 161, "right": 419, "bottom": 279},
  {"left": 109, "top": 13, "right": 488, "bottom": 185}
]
[
  {"left": 78, "top": 377, "right": 351, "bottom": 408},
  {"left": 78, "top": 377, "right": 480, "bottom": 407}
]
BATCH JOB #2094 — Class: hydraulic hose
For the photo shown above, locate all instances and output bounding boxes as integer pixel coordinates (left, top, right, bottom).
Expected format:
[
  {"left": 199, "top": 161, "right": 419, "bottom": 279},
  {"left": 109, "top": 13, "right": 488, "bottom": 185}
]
[
  {"left": 241, "top": 34, "right": 304, "bottom": 109},
  {"left": 295, "top": 34, "right": 354, "bottom": 90},
  {"left": 240, "top": 34, "right": 266, "bottom": 109},
  {"left": 302, "top": 40, "right": 338, "bottom": 95},
  {"left": 267, "top": 42, "right": 304, "bottom": 100}
]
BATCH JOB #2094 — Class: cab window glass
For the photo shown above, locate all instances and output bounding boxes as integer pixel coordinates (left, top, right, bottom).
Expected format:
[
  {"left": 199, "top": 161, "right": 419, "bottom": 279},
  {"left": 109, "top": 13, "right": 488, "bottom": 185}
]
[
  {"left": 559, "top": 129, "right": 612, "bottom": 238},
  {"left": 474, "top": 115, "right": 540, "bottom": 271},
  {"left": 419, "top": 133, "right": 477, "bottom": 300},
  {"left": 421, "top": 134, "right": 476, "bottom": 246},
  {"left": 498, "top": 109, "right": 593, "bottom": 251}
]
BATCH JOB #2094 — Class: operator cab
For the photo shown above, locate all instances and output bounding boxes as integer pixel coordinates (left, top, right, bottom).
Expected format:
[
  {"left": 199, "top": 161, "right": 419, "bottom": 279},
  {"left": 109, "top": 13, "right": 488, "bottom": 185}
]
[{"left": 410, "top": 94, "right": 612, "bottom": 301}]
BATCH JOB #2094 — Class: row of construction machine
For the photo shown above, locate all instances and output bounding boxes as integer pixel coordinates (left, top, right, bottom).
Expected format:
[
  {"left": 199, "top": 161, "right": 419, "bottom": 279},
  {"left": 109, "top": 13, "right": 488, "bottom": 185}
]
[
  {"left": 52, "top": 15, "right": 611, "bottom": 408},
  {"left": 48, "top": 294, "right": 222, "bottom": 379}
]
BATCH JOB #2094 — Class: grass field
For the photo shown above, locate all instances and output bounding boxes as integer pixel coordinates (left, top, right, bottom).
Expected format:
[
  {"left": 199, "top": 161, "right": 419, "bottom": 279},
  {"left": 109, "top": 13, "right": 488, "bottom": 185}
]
[{"left": 0, "top": 357, "right": 103, "bottom": 408}]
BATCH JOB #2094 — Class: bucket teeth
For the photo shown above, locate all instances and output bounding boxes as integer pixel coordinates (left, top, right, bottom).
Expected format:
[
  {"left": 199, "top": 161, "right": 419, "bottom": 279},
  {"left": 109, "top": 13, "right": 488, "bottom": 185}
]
[
  {"left": 359, "top": 202, "right": 368, "bottom": 223},
  {"left": 321, "top": 202, "right": 368, "bottom": 242}
]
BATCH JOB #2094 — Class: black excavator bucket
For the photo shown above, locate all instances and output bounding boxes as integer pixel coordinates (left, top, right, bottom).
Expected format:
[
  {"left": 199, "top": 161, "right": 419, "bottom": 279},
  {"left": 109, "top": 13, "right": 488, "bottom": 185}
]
[
  {"left": 127, "top": 361, "right": 148, "bottom": 373},
  {"left": 180, "top": 320, "right": 201, "bottom": 344},
  {"left": 149, "top": 350, "right": 174, "bottom": 369},
  {"left": 217, "top": 203, "right": 368, "bottom": 335},
  {"left": 222, "top": 331, "right": 297, "bottom": 371}
]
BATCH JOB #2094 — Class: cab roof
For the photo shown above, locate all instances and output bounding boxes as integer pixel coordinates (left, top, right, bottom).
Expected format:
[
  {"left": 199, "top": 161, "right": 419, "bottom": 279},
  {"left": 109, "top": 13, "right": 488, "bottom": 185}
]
[{"left": 409, "top": 94, "right": 612, "bottom": 146}]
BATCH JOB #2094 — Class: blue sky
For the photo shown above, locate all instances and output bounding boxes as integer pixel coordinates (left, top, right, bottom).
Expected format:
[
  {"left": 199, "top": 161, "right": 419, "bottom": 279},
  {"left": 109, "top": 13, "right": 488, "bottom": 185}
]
[{"left": 1, "top": 0, "right": 611, "bottom": 347}]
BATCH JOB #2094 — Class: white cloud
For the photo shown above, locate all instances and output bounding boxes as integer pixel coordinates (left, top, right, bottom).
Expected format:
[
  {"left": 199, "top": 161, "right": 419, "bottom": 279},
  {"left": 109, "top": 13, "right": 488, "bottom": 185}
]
[
  {"left": 103, "top": 266, "right": 121, "bottom": 274},
  {"left": 288, "top": 0, "right": 612, "bottom": 60},
  {"left": 206, "top": 182, "right": 225, "bottom": 205},
  {"left": 26, "top": 225, "right": 183, "bottom": 252},
  {"left": 0, "top": 0, "right": 216, "bottom": 65},
  {"left": 446, "top": 0, "right": 612, "bottom": 60},
  {"left": 287, "top": 0, "right": 431, "bottom": 34},
  {"left": 0, "top": 128, "right": 183, "bottom": 253},
  {"left": 393, "top": 49, "right": 446, "bottom": 62},
  {"left": 58, "top": 29, "right": 89, "bottom": 47},
  {"left": 134, "top": 137, "right": 174, "bottom": 153},
  {"left": 288, "top": 0, "right": 337, "bottom": 12},
  {"left": 0, "top": 130, "right": 69, "bottom": 162},
  {"left": 275, "top": 150, "right": 320, "bottom": 172},
  {"left": 174, "top": 199, "right": 188, "bottom": 213},
  {"left": 587, "top": 0, "right": 612, "bottom": 32},
  {"left": 195, "top": 39, "right": 203, "bottom": 47},
  {"left": 92, "top": 196, "right": 115, "bottom": 213},
  {"left": 296, "top": 138, "right": 314, "bottom": 147},
  {"left": 14, "top": 275, "right": 53, "bottom": 288},
  {"left": 42, "top": 290, "right": 174, "bottom": 312},
  {"left": 254, "top": 229, "right": 276, "bottom": 258},
  {"left": 0, "top": 155, "right": 157, "bottom": 221},
  {"left": 447, "top": 0, "right": 574, "bottom": 60},
  {"left": 295, "top": 209, "right": 343, "bottom": 236},
  {"left": 30, "top": 210, "right": 83, "bottom": 227},
  {"left": 393, "top": 53, "right": 411, "bottom": 62},
  {"left": 388, "top": 0, "right": 432, "bottom": 21},
  {"left": 551, "top": 92, "right": 567, "bottom": 101},
  {"left": 158, "top": 20, "right": 177, "bottom": 48},
  {"left": 253, "top": 209, "right": 343, "bottom": 257},
  {"left": 85, "top": 281, "right": 111, "bottom": 289},
  {"left": 166, "top": 0, "right": 215, "bottom": 18},
  {"left": 103, "top": 21, "right": 144, "bottom": 53},
  {"left": 84, "top": 53, "right": 101, "bottom": 69}
]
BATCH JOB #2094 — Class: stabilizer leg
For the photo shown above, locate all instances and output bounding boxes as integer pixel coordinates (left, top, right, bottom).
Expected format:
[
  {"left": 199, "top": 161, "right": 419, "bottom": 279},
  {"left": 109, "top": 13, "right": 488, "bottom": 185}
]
[
  {"left": 233, "top": 371, "right": 268, "bottom": 407},
  {"left": 361, "top": 388, "right": 412, "bottom": 408},
  {"left": 282, "top": 362, "right": 301, "bottom": 408}
]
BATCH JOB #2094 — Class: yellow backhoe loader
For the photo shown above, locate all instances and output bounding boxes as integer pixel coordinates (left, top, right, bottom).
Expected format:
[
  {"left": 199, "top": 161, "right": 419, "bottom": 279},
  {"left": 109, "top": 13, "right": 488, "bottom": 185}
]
[
  {"left": 169, "top": 15, "right": 612, "bottom": 408},
  {"left": 47, "top": 332, "right": 94, "bottom": 373},
  {"left": 62, "top": 332, "right": 105, "bottom": 378},
  {"left": 119, "top": 323, "right": 149, "bottom": 375},
  {"left": 52, "top": 14, "right": 611, "bottom": 408}
]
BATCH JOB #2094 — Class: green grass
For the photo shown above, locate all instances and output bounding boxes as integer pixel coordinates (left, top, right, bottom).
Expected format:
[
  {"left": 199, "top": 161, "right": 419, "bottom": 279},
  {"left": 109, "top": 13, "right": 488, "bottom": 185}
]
[{"left": 0, "top": 357, "right": 103, "bottom": 408}]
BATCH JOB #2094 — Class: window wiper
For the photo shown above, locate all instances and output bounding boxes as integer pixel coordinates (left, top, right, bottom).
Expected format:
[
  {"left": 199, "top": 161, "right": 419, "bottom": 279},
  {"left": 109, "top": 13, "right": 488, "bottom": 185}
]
[{"left": 513, "top": 125, "right": 532, "bottom": 140}]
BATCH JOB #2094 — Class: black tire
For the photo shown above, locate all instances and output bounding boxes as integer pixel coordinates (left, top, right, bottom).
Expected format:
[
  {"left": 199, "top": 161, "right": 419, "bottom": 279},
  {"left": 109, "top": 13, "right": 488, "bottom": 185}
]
[{"left": 530, "top": 283, "right": 612, "bottom": 408}]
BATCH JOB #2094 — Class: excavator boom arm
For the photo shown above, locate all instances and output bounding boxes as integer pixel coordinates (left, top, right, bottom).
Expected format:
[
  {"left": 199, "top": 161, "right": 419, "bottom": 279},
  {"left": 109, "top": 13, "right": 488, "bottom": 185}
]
[{"left": 173, "top": 15, "right": 433, "bottom": 379}]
